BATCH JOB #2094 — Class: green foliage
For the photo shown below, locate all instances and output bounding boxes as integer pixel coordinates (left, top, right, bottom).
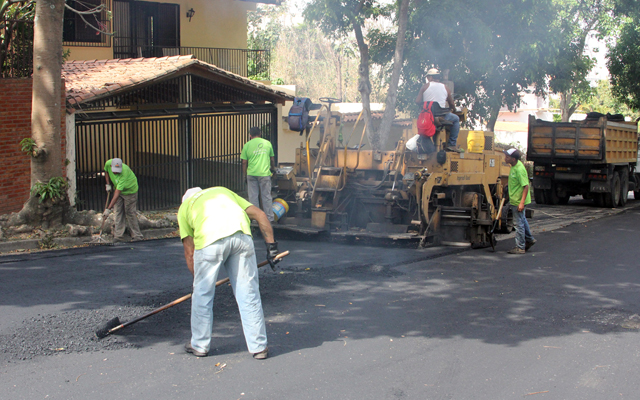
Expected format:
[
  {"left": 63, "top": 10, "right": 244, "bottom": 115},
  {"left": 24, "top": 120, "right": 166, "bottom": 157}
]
[
  {"left": 19, "top": 137, "right": 36, "bottom": 156},
  {"left": 553, "top": 114, "right": 562, "bottom": 122},
  {"left": 547, "top": 0, "right": 619, "bottom": 119},
  {"left": 31, "top": 177, "right": 68, "bottom": 204},
  {"left": 398, "top": 0, "right": 559, "bottom": 128},
  {"left": 580, "top": 79, "right": 640, "bottom": 118},
  {"left": 608, "top": 12, "right": 640, "bottom": 111}
]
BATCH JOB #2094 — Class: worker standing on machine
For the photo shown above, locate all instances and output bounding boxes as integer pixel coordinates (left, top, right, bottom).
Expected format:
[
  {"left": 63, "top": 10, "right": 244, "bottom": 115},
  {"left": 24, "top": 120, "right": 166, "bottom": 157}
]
[
  {"left": 415, "top": 68, "right": 460, "bottom": 152},
  {"left": 178, "top": 187, "right": 279, "bottom": 359},
  {"left": 504, "top": 148, "right": 536, "bottom": 254}
]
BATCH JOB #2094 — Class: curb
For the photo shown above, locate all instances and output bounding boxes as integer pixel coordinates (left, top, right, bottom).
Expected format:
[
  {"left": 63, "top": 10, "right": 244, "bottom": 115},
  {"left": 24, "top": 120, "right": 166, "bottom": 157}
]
[{"left": 0, "top": 227, "right": 178, "bottom": 254}]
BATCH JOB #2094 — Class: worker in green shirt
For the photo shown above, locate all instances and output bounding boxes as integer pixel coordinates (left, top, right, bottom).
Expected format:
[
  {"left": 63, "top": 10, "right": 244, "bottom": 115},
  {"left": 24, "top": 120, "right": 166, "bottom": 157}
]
[
  {"left": 178, "top": 186, "right": 278, "bottom": 359},
  {"left": 241, "top": 127, "right": 276, "bottom": 222},
  {"left": 104, "top": 158, "right": 143, "bottom": 242},
  {"left": 504, "top": 148, "right": 536, "bottom": 254}
]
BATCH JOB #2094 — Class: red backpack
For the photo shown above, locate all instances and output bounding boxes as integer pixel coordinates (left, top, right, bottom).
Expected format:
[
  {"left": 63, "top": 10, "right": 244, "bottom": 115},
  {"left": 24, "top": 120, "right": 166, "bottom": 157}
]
[{"left": 417, "top": 102, "right": 436, "bottom": 137}]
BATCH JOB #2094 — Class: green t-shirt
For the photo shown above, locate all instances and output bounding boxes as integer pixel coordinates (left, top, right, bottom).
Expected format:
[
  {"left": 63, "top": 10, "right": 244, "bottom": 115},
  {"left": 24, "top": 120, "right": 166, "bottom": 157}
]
[
  {"left": 178, "top": 187, "right": 253, "bottom": 250},
  {"left": 104, "top": 159, "right": 138, "bottom": 195},
  {"left": 240, "top": 137, "right": 274, "bottom": 177},
  {"left": 508, "top": 160, "right": 531, "bottom": 206}
]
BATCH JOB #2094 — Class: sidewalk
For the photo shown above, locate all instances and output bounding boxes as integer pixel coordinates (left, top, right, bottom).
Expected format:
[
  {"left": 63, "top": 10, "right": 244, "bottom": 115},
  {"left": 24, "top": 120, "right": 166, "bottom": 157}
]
[{"left": 0, "top": 210, "right": 179, "bottom": 255}]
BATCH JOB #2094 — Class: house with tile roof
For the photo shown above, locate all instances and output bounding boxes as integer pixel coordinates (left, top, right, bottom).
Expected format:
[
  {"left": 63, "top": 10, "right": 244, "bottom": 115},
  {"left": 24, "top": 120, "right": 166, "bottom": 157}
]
[{"left": 63, "top": 55, "right": 292, "bottom": 212}]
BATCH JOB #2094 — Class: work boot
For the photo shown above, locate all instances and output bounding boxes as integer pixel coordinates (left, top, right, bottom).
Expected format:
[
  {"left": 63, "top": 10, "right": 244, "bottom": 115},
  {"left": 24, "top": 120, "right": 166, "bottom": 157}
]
[
  {"left": 525, "top": 239, "right": 537, "bottom": 251},
  {"left": 508, "top": 247, "right": 525, "bottom": 254},
  {"left": 253, "top": 347, "right": 269, "bottom": 360},
  {"left": 185, "top": 342, "right": 207, "bottom": 357}
]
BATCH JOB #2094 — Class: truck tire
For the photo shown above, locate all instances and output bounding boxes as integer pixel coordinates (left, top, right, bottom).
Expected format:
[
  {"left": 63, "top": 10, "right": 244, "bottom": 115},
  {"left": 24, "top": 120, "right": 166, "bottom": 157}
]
[
  {"left": 634, "top": 174, "right": 640, "bottom": 201},
  {"left": 619, "top": 168, "right": 629, "bottom": 207},
  {"left": 545, "top": 186, "right": 560, "bottom": 205},
  {"left": 593, "top": 193, "right": 605, "bottom": 207},
  {"left": 604, "top": 172, "right": 621, "bottom": 208},
  {"left": 534, "top": 188, "right": 546, "bottom": 205},
  {"left": 558, "top": 195, "right": 570, "bottom": 205}
]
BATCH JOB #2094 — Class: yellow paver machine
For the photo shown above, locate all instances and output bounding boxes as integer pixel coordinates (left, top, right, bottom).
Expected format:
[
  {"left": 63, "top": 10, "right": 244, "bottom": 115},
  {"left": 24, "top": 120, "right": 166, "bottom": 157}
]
[{"left": 274, "top": 99, "right": 513, "bottom": 249}]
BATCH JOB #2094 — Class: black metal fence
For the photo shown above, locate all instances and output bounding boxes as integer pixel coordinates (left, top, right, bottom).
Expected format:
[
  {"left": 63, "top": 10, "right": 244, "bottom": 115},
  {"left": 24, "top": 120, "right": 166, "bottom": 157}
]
[
  {"left": 75, "top": 107, "right": 277, "bottom": 211},
  {"left": 114, "top": 46, "right": 270, "bottom": 79},
  {"left": 1, "top": 19, "right": 33, "bottom": 78}
]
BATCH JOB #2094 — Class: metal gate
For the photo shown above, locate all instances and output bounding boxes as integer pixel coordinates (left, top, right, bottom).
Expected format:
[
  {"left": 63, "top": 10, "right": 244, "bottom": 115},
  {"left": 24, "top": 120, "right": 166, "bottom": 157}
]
[{"left": 75, "top": 107, "right": 277, "bottom": 211}]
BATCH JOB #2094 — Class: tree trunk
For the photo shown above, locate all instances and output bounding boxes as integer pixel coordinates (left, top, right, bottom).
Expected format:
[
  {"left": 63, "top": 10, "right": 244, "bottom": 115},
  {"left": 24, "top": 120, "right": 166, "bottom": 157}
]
[
  {"left": 17, "top": 0, "right": 68, "bottom": 229},
  {"left": 486, "top": 102, "right": 501, "bottom": 132},
  {"left": 31, "top": 0, "right": 64, "bottom": 184},
  {"left": 352, "top": 18, "right": 377, "bottom": 150},
  {"left": 376, "top": 0, "right": 409, "bottom": 150}
]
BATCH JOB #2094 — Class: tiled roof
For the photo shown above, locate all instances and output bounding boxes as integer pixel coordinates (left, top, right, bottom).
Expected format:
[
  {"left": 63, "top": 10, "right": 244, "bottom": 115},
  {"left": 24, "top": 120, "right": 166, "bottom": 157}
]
[{"left": 63, "top": 55, "right": 293, "bottom": 106}]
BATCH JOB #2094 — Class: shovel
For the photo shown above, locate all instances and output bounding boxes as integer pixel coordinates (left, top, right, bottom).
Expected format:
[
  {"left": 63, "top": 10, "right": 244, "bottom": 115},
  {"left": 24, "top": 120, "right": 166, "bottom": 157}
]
[{"left": 95, "top": 250, "right": 290, "bottom": 338}]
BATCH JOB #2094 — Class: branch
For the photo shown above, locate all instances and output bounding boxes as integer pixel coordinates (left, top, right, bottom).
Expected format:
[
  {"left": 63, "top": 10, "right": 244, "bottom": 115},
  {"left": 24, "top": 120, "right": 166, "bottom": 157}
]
[{"left": 64, "top": 3, "right": 114, "bottom": 36}]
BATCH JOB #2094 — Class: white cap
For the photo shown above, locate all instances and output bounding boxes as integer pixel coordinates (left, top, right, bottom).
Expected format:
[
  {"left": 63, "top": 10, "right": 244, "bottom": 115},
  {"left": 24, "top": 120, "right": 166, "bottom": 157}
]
[
  {"left": 111, "top": 158, "right": 123, "bottom": 173},
  {"left": 182, "top": 187, "right": 203, "bottom": 203},
  {"left": 426, "top": 68, "right": 441, "bottom": 76},
  {"left": 504, "top": 148, "right": 521, "bottom": 159}
]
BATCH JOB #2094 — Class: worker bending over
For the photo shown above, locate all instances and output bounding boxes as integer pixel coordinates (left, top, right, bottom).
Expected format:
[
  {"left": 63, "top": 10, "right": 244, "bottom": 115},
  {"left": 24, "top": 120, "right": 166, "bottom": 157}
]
[{"left": 178, "top": 187, "right": 278, "bottom": 359}]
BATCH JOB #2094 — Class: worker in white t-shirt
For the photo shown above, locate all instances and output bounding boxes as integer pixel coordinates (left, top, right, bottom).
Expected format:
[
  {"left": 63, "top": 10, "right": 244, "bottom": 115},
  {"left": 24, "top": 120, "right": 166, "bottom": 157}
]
[{"left": 415, "top": 68, "right": 460, "bottom": 151}]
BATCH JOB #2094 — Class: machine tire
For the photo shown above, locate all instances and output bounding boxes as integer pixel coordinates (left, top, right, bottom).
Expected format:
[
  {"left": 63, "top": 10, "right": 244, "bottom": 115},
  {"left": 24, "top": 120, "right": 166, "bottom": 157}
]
[
  {"left": 533, "top": 188, "right": 546, "bottom": 205},
  {"left": 558, "top": 195, "right": 570, "bottom": 205},
  {"left": 619, "top": 168, "right": 629, "bottom": 207},
  {"left": 604, "top": 172, "right": 621, "bottom": 208}
]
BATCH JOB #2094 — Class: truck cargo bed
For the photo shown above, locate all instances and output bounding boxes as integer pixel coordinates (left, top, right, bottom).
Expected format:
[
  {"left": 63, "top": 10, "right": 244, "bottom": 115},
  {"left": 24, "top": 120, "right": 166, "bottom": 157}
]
[{"left": 527, "top": 115, "right": 638, "bottom": 165}]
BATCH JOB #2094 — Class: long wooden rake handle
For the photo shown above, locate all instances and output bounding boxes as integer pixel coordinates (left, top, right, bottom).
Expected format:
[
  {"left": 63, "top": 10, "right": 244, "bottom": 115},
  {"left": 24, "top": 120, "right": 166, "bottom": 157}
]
[{"left": 104, "top": 250, "right": 290, "bottom": 336}]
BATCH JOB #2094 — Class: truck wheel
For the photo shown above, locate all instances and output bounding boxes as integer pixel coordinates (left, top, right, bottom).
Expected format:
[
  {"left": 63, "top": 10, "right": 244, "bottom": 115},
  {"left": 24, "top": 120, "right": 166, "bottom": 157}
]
[
  {"left": 545, "top": 187, "right": 560, "bottom": 205},
  {"left": 534, "top": 188, "right": 546, "bottom": 205},
  {"left": 593, "top": 193, "right": 605, "bottom": 207},
  {"left": 604, "top": 172, "right": 621, "bottom": 208},
  {"left": 619, "top": 168, "right": 629, "bottom": 207},
  {"left": 558, "top": 195, "right": 570, "bottom": 205}
]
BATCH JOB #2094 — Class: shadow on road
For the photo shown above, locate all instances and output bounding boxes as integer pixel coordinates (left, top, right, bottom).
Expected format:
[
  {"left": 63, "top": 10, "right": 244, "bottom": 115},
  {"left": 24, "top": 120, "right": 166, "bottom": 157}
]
[{"left": 1, "top": 209, "right": 640, "bottom": 362}]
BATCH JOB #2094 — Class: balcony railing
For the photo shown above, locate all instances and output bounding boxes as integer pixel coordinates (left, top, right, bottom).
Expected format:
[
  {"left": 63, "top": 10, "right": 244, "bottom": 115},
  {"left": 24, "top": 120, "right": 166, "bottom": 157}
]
[{"left": 114, "top": 46, "right": 270, "bottom": 79}]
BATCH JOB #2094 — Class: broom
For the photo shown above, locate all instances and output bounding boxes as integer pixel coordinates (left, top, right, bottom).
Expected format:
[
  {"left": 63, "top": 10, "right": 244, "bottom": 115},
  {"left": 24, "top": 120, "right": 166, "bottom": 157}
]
[{"left": 95, "top": 250, "right": 290, "bottom": 338}]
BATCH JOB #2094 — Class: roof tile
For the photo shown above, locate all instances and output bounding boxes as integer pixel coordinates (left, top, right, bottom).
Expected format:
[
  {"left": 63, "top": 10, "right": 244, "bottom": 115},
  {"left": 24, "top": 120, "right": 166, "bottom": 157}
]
[{"left": 63, "top": 56, "right": 293, "bottom": 106}]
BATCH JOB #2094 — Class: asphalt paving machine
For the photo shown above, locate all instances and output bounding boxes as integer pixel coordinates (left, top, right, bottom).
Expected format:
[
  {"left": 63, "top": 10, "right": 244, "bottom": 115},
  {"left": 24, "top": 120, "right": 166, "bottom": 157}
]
[{"left": 273, "top": 98, "right": 513, "bottom": 248}]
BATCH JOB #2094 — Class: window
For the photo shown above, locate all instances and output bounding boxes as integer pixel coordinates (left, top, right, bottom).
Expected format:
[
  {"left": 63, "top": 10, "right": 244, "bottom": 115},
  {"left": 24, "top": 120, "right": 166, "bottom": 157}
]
[{"left": 63, "top": 0, "right": 111, "bottom": 46}]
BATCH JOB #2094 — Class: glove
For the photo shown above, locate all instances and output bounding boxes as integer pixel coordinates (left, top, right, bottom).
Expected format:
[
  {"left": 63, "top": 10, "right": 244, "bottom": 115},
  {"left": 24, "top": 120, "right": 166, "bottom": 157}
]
[
  {"left": 266, "top": 242, "right": 279, "bottom": 271},
  {"left": 103, "top": 208, "right": 111, "bottom": 218},
  {"left": 106, "top": 184, "right": 112, "bottom": 192}
]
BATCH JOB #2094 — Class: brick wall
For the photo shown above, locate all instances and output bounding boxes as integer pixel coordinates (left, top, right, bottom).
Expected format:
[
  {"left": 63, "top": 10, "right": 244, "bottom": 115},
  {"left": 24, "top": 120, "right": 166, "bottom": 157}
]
[{"left": 0, "top": 78, "right": 66, "bottom": 215}]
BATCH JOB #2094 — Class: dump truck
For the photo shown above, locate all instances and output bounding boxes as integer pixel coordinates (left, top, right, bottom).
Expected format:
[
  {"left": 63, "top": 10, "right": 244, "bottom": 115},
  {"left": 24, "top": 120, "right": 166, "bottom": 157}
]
[
  {"left": 272, "top": 98, "right": 513, "bottom": 248},
  {"left": 527, "top": 115, "right": 640, "bottom": 207}
]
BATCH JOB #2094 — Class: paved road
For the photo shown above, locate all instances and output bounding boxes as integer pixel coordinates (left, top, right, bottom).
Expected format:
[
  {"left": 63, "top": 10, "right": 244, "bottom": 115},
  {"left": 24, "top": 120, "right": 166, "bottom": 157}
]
[{"left": 1, "top": 201, "right": 640, "bottom": 399}]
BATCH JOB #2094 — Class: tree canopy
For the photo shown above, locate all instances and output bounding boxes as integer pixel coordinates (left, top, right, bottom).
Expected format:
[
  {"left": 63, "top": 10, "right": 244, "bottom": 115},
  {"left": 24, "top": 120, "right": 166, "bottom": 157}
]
[
  {"left": 396, "top": 0, "right": 559, "bottom": 131},
  {"left": 607, "top": 1, "right": 640, "bottom": 110}
]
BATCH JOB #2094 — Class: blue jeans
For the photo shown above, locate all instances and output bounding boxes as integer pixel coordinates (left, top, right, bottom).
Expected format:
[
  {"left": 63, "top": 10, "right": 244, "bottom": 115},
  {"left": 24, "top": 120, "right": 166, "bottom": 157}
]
[
  {"left": 511, "top": 204, "right": 534, "bottom": 250},
  {"left": 190, "top": 232, "right": 267, "bottom": 354},
  {"left": 444, "top": 112, "right": 460, "bottom": 147}
]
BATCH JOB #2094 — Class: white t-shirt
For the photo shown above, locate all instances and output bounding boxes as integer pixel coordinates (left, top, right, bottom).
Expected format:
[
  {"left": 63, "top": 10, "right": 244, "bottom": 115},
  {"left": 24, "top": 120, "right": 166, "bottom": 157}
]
[{"left": 422, "top": 82, "right": 448, "bottom": 109}]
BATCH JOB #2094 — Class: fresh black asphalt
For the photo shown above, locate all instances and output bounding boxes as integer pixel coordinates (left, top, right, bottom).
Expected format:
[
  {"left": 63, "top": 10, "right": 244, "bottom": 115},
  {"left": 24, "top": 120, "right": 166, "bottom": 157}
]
[{"left": 1, "top": 206, "right": 640, "bottom": 399}]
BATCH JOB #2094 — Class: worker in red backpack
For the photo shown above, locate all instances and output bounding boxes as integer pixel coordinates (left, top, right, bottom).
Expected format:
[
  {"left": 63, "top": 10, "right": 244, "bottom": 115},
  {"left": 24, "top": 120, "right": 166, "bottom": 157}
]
[{"left": 415, "top": 68, "right": 460, "bottom": 152}]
